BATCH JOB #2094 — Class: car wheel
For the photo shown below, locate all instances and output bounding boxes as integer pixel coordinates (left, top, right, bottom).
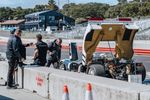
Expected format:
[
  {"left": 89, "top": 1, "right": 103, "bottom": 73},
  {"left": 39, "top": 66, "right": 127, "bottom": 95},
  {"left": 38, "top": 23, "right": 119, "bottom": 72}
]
[
  {"left": 136, "top": 65, "right": 146, "bottom": 81},
  {"left": 88, "top": 63, "right": 105, "bottom": 76},
  {"left": 59, "top": 62, "right": 66, "bottom": 70}
]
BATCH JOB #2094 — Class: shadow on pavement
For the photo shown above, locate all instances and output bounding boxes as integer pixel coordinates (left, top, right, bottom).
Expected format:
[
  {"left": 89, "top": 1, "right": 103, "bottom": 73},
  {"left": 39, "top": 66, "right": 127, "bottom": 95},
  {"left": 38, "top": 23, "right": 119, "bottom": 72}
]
[{"left": 0, "top": 95, "right": 13, "bottom": 100}]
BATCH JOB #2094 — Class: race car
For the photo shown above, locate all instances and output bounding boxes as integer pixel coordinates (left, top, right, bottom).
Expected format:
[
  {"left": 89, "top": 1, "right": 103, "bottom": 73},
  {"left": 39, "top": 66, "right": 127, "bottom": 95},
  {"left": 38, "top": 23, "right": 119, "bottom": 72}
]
[{"left": 60, "top": 17, "right": 146, "bottom": 81}]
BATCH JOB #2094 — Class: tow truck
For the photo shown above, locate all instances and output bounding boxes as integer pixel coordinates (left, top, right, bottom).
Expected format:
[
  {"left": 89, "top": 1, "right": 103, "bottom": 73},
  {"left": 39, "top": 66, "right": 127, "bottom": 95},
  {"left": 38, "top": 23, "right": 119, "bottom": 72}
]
[{"left": 60, "top": 17, "right": 146, "bottom": 81}]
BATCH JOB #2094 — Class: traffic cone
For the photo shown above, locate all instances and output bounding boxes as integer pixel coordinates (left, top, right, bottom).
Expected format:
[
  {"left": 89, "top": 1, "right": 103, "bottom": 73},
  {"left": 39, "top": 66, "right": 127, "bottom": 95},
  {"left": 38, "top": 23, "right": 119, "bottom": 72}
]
[
  {"left": 62, "top": 85, "right": 70, "bottom": 100},
  {"left": 85, "top": 83, "right": 93, "bottom": 100}
]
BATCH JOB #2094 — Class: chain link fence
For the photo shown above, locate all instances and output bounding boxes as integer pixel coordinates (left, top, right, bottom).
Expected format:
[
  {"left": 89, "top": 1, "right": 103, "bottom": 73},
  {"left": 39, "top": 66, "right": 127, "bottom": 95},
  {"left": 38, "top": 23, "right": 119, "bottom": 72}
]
[
  {"left": 53, "top": 26, "right": 86, "bottom": 39},
  {"left": 135, "top": 18, "right": 150, "bottom": 40}
]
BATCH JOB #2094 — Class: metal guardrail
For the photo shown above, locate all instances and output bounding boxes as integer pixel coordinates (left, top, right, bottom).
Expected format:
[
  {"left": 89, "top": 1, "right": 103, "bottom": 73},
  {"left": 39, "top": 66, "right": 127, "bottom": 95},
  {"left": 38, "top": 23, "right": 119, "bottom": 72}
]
[
  {"left": 52, "top": 19, "right": 150, "bottom": 40},
  {"left": 22, "top": 26, "right": 150, "bottom": 40},
  {"left": 52, "top": 26, "right": 86, "bottom": 39}
]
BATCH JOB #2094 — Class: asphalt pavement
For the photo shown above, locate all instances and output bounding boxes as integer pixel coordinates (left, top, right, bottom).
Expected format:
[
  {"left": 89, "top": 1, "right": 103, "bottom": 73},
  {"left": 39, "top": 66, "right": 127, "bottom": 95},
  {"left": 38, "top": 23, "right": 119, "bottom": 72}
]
[{"left": 0, "top": 79, "right": 48, "bottom": 100}]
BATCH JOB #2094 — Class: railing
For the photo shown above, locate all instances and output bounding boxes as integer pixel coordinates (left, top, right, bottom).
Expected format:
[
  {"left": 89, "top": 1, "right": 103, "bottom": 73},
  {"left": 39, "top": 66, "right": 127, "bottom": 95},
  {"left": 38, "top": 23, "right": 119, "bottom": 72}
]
[{"left": 52, "top": 26, "right": 86, "bottom": 39}]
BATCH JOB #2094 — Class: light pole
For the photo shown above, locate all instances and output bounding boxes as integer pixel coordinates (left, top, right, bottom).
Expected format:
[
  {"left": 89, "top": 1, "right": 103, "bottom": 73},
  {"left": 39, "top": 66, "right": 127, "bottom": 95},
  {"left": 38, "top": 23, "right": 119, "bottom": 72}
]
[
  {"left": 57, "top": 0, "right": 60, "bottom": 9},
  {"left": 68, "top": 0, "right": 70, "bottom": 4}
]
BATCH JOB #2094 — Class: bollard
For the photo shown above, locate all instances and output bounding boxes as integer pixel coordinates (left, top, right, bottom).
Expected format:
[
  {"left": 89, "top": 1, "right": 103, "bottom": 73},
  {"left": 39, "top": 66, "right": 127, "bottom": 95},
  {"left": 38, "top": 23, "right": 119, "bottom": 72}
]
[
  {"left": 85, "top": 83, "right": 93, "bottom": 100},
  {"left": 62, "top": 85, "right": 70, "bottom": 100}
]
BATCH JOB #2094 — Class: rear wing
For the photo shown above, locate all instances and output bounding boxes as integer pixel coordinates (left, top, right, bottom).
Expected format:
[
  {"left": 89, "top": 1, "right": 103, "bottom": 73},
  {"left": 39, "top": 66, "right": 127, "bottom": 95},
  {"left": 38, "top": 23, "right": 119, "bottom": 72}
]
[{"left": 82, "top": 18, "right": 139, "bottom": 65}]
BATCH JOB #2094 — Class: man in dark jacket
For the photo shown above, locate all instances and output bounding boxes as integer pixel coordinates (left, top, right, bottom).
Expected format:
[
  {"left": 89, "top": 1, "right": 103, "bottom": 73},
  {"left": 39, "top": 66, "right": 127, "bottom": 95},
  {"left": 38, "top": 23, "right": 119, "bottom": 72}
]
[
  {"left": 32, "top": 34, "right": 48, "bottom": 66},
  {"left": 6, "top": 29, "right": 32, "bottom": 89},
  {"left": 46, "top": 38, "right": 62, "bottom": 68},
  {"left": 6, "top": 29, "right": 24, "bottom": 89}
]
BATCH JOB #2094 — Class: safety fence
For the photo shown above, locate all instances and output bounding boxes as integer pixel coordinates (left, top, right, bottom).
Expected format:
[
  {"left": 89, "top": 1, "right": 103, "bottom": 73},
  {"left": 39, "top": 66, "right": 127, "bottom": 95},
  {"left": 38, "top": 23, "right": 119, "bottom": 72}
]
[
  {"left": 1, "top": 18, "right": 150, "bottom": 40},
  {"left": 51, "top": 19, "right": 150, "bottom": 40}
]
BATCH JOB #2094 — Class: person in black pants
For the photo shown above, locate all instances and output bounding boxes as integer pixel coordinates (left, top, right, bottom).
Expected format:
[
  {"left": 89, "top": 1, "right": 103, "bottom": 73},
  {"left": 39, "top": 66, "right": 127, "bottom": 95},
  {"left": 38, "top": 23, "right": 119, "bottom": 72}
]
[
  {"left": 32, "top": 34, "right": 48, "bottom": 66},
  {"left": 46, "top": 38, "right": 62, "bottom": 68},
  {"left": 6, "top": 29, "right": 32, "bottom": 89}
]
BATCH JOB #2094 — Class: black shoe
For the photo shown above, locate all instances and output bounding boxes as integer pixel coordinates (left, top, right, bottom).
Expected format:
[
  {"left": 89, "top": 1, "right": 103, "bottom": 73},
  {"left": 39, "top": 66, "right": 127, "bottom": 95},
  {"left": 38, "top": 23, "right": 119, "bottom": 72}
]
[
  {"left": 11, "top": 84, "right": 19, "bottom": 87},
  {"left": 7, "top": 86, "right": 17, "bottom": 89}
]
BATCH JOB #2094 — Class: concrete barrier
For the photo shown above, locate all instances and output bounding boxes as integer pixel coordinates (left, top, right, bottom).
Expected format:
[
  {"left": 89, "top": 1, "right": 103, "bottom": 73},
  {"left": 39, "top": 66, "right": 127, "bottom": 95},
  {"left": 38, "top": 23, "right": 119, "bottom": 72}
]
[
  {"left": 1, "top": 61, "right": 150, "bottom": 100},
  {"left": 0, "top": 61, "right": 8, "bottom": 81},
  {"left": 18, "top": 65, "right": 26, "bottom": 88},
  {"left": 140, "top": 91, "right": 150, "bottom": 100},
  {"left": 48, "top": 69, "right": 150, "bottom": 100},
  {"left": 22, "top": 67, "right": 50, "bottom": 98}
]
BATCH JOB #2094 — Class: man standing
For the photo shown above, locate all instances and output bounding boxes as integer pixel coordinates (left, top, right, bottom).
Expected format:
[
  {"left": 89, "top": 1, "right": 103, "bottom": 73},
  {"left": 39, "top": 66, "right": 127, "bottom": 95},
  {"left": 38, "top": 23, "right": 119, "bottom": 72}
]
[
  {"left": 6, "top": 29, "right": 23, "bottom": 89},
  {"left": 6, "top": 29, "right": 31, "bottom": 89},
  {"left": 46, "top": 38, "right": 62, "bottom": 68},
  {"left": 32, "top": 34, "right": 48, "bottom": 66}
]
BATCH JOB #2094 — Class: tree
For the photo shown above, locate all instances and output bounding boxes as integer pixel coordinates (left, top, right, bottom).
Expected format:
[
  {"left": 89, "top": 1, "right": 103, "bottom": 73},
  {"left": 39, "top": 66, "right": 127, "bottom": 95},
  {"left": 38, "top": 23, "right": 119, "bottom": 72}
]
[
  {"left": 48, "top": 0, "right": 59, "bottom": 11},
  {"left": 34, "top": 5, "right": 48, "bottom": 12},
  {"left": 0, "top": 7, "right": 14, "bottom": 20},
  {"left": 118, "top": 0, "right": 127, "bottom": 4},
  {"left": 0, "top": 2, "right": 150, "bottom": 21},
  {"left": 62, "top": 3, "right": 110, "bottom": 19},
  {"left": 48, "top": 0, "right": 56, "bottom": 4},
  {"left": 13, "top": 7, "right": 25, "bottom": 19},
  {"left": 105, "top": 2, "right": 150, "bottom": 18},
  {"left": 133, "top": 0, "right": 150, "bottom": 2}
]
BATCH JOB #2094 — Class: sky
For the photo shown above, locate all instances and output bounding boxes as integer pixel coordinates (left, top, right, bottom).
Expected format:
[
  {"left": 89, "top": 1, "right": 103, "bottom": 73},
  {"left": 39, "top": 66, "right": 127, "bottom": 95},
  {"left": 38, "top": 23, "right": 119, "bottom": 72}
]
[{"left": 0, "top": 0, "right": 118, "bottom": 8}]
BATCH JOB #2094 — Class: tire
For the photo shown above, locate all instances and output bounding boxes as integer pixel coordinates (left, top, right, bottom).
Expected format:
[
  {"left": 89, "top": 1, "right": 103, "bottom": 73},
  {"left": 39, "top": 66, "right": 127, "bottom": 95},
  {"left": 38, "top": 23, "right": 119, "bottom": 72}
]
[
  {"left": 69, "top": 62, "right": 79, "bottom": 72},
  {"left": 78, "top": 64, "right": 86, "bottom": 73},
  {"left": 87, "top": 64, "right": 105, "bottom": 76},
  {"left": 136, "top": 65, "right": 146, "bottom": 81},
  {"left": 59, "top": 62, "right": 66, "bottom": 70}
]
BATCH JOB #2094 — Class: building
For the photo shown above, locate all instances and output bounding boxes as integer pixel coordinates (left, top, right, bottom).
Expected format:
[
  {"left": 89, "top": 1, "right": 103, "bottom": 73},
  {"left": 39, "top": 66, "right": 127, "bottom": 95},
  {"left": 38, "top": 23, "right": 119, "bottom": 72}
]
[
  {"left": 0, "top": 20, "right": 25, "bottom": 30},
  {"left": 25, "top": 10, "right": 75, "bottom": 31},
  {"left": 0, "top": 19, "right": 25, "bottom": 30}
]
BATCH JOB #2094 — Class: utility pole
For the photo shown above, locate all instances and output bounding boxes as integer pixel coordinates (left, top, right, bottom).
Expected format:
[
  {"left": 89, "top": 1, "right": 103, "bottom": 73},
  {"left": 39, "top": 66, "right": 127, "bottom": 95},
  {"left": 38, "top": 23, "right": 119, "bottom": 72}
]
[
  {"left": 57, "top": 0, "right": 60, "bottom": 9},
  {"left": 68, "top": 0, "right": 70, "bottom": 4}
]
